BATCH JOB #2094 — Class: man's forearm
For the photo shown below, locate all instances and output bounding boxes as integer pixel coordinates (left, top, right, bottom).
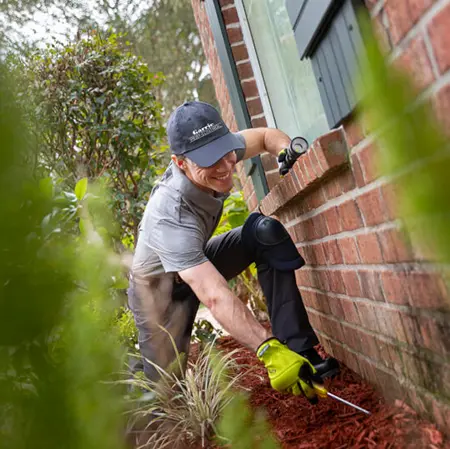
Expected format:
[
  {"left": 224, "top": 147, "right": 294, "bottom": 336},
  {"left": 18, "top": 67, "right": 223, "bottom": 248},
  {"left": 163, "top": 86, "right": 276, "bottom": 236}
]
[
  {"left": 178, "top": 261, "right": 271, "bottom": 351},
  {"left": 240, "top": 127, "right": 291, "bottom": 160},
  {"left": 208, "top": 284, "right": 271, "bottom": 351},
  {"left": 262, "top": 128, "right": 291, "bottom": 159}
]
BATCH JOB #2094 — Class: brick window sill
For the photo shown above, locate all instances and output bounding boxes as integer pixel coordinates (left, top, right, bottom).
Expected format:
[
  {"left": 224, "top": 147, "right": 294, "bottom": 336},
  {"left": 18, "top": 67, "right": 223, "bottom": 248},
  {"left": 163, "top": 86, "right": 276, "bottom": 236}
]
[{"left": 260, "top": 127, "right": 349, "bottom": 216}]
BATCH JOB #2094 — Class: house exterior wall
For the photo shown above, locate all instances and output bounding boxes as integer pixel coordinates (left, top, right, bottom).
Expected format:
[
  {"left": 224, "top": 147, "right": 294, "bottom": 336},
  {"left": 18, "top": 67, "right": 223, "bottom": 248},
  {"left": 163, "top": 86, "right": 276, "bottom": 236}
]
[{"left": 191, "top": 0, "right": 450, "bottom": 432}]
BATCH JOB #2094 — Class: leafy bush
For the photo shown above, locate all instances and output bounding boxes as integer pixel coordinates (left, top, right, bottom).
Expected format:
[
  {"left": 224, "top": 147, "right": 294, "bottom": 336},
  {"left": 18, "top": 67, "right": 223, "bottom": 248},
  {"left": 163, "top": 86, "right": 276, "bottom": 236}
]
[
  {"left": 214, "top": 191, "right": 249, "bottom": 236},
  {"left": 115, "top": 306, "right": 139, "bottom": 353},
  {"left": 10, "top": 31, "right": 168, "bottom": 249}
]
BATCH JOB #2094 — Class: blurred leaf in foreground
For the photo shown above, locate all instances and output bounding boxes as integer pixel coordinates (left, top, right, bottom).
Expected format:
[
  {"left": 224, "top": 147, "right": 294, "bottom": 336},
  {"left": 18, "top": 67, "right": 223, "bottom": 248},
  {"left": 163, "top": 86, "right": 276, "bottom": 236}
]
[
  {"left": 359, "top": 17, "right": 450, "bottom": 267},
  {"left": 0, "top": 66, "right": 126, "bottom": 449}
]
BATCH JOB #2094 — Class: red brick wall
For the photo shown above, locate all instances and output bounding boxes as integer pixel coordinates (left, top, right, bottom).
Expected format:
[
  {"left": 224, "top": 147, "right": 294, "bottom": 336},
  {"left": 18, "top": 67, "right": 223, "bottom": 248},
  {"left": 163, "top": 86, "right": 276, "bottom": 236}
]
[{"left": 192, "top": 0, "right": 450, "bottom": 433}]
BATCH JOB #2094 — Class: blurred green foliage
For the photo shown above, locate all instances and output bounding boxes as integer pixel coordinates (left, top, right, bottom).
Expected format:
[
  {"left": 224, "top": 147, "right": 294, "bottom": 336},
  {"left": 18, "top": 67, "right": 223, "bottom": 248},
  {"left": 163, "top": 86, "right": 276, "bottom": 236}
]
[
  {"left": 0, "top": 63, "right": 127, "bottom": 449},
  {"left": 114, "top": 307, "right": 139, "bottom": 352},
  {"left": 217, "top": 393, "right": 279, "bottom": 449},
  {"left": 360, "top": 19, "right": 450, "bottom": 267},
  {"left": 9, "top": 31, "right": 167, "bottom": 249}
]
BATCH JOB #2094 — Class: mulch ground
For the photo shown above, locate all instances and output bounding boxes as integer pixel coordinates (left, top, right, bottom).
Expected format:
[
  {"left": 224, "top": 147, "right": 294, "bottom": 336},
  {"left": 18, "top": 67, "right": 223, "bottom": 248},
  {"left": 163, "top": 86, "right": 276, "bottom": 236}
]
[{"left": 204, "top": 335, "right": 449, "bottom": 449}]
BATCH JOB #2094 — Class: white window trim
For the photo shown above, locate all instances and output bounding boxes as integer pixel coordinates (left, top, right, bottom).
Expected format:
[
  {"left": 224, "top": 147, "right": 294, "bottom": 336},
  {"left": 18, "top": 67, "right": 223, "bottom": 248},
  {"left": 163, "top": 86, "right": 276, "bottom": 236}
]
[{"left": 234, "top": 0, "right": 277, "bottom": 129}]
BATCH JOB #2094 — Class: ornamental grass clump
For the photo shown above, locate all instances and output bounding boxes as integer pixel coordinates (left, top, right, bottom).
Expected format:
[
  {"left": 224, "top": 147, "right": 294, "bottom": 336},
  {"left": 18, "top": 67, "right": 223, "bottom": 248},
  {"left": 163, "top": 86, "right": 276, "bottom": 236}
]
[{"left": 124, "top": 331, "right": 249, "bottom": 449}]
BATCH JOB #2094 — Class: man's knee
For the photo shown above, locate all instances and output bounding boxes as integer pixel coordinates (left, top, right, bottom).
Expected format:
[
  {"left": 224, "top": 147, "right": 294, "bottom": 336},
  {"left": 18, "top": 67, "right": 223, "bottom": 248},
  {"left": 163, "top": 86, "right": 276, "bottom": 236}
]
[{"left": 242, "top": 212, "right": 305, "bottom": 271}]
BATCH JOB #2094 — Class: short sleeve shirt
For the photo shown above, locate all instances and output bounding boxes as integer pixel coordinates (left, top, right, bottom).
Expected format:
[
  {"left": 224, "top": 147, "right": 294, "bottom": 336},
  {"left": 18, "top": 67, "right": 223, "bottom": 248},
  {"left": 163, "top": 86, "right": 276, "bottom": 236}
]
[{"left": 132, "top": 136, "right": 246, "bottom": 279}]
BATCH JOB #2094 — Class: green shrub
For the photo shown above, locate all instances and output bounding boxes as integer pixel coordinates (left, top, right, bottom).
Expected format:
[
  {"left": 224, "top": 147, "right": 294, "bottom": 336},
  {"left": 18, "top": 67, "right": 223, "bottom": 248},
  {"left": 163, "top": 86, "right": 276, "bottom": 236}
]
[{"left": 10, "top": 31, "right": 168, "bottom": 249}]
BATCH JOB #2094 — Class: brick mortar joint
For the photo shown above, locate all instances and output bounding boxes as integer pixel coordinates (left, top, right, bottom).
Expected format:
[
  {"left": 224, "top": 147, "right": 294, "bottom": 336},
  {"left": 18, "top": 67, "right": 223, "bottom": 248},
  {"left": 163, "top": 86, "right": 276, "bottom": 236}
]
[
  {"left": 306, "top": 305, "right": 450, "bottom": 366},
  {"left": 260, "top": 128, "right": 350, "bottom": 216},
  {"left": 300, "top": 285, "right": 450, "bottom": 324},
  {"left": 388, "top": 0, "right": 450, "bottom": 61},
  {"left": 315, "top": 328, "right": 450, "bottom": 410},
  {"left": 220, "top": 3, "right": 235, "bottom": 12},
  {"left": 299, "top": 260, "right": 448, "bottom": 276}
]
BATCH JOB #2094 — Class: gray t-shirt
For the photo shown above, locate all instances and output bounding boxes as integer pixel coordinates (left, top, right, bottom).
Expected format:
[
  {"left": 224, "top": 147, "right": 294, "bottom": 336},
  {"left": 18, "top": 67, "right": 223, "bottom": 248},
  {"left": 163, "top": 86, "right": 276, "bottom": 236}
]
[{"left": 132, "top": 139, "right": 246, "bottom": 279}]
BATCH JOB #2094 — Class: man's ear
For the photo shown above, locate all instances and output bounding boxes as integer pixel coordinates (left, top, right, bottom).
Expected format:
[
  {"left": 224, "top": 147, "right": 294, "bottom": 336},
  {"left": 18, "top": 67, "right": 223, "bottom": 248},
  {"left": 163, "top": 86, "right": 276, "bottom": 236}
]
[{"left": 171, "top": 155, "right": 185, "bottom": 169}]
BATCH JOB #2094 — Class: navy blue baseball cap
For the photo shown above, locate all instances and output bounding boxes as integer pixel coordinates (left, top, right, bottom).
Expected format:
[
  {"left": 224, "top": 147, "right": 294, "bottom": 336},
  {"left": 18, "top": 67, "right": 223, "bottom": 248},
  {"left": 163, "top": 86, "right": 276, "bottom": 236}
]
[{"left": 167, "top": 101, "right": 245, "bottom": 167}]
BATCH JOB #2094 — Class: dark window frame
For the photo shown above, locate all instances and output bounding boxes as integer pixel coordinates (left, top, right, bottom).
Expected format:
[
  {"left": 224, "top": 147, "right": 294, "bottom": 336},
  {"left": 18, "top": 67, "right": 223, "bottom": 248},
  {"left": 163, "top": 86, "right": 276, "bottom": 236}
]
[{"left": 204, "top": 0, "right": 269, "bottom": 202}]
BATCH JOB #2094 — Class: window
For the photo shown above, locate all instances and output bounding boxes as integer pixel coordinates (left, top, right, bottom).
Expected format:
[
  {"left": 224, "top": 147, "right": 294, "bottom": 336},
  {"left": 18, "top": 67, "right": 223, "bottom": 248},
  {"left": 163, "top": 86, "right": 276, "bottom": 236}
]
[
  {"left": 240, "top": 0, "right": 329, "bottom": 144},
  {"left": 287, "top": 0, "right": 367, "bottom": 127}
]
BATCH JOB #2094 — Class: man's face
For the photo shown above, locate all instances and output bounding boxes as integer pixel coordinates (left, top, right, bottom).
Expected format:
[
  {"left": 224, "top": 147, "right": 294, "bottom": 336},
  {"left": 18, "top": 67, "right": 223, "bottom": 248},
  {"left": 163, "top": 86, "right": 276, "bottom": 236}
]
[{"left": 173, "top": 151, "right": 237, "bottom": 194}]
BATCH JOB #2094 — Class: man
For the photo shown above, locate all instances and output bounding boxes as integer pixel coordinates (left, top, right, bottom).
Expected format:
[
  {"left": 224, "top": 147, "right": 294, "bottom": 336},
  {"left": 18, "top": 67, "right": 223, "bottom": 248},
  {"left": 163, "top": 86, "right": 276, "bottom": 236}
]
[{"left": 129, "top": 101, "right": 339, "bottom": 401}]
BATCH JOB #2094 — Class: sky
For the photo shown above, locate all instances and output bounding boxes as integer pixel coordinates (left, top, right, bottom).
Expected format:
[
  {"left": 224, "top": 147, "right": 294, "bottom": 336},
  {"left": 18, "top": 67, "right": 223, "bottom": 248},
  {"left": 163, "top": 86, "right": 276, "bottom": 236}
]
[{"left": 2, "top": 0, "right": 151, "bottom": 48}]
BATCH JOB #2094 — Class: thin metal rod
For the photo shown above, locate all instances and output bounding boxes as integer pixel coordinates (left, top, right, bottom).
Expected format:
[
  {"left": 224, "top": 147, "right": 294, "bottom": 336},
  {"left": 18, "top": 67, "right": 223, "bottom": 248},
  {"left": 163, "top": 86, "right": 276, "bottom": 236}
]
[{"left": 327, "top": 392, "right": 371, "bottom": 415}]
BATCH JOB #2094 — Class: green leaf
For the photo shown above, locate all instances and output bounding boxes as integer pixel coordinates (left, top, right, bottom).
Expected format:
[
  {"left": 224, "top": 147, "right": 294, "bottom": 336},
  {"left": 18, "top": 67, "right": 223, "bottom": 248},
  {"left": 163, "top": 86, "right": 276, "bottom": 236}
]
[
  {"left": 75, "top": 178, "right": 88, "bottom": 201},
  {"left": 39, "top": 177, "right": 54, "bottom": 198},
  {"left": 79, "top": 218, "right": 86, "bottom": 235}
]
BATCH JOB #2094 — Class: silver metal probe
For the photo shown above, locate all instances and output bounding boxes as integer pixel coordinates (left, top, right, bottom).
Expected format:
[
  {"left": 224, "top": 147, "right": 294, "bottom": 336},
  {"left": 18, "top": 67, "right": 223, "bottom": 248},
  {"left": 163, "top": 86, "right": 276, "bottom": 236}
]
[{"left": 326, "top": 392, "right": 371, "bottom": 415}]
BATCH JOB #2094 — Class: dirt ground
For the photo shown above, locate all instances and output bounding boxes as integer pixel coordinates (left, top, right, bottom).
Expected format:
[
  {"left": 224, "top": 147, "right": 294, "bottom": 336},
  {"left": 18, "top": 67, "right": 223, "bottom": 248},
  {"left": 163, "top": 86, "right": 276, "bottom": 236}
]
[{"left": 209, "top": 336, "right": 450, "bottom": 449}]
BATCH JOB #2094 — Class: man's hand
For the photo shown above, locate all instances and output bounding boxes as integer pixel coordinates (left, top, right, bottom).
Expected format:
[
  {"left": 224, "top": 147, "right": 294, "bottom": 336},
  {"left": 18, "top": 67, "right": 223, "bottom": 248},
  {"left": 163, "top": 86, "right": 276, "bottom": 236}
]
[
  {"left": 257, "top": 338, "right": 318, "bottom": 401},
  {"left": 277, "top": 137, "right": 309, "bottom": 176},
  {"left": 277, "top": 147, "right": 299, "bottom": 176}
]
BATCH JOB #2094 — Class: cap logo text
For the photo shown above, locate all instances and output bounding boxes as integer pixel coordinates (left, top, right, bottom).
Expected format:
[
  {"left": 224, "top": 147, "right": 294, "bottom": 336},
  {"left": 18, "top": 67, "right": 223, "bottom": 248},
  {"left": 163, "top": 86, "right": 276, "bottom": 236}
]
[{"left": 189, "top": 122, "right": 223, "bottom": 143}]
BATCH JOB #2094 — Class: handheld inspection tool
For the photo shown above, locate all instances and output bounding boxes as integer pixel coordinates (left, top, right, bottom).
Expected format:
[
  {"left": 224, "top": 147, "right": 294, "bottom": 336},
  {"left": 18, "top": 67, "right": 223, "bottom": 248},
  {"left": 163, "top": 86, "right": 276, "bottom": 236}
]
[
  {"left": 278, "top": 136, "right": 309, "bottom": 176},
  {"left": 311, "top": 382, "right": 371, "bottom": 415}
]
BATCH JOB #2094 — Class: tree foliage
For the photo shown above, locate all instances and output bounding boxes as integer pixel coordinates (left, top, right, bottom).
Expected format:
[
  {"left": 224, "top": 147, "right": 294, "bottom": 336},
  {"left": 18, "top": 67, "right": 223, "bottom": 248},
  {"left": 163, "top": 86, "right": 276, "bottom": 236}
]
[
  {"left": 96, "top": 0, "right": 218, "bottom": 116},
  {"left": 12, "top": 31, "right": 167, "bottom": 247},
  {"left": 1, "top": 0, "right": 218, "bottom": 116}
]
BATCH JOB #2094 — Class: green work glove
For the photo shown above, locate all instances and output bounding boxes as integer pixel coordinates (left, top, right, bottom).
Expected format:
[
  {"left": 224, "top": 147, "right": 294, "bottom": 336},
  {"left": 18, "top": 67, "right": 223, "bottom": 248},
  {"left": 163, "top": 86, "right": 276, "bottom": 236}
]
[{"left": 256, "top": 338, "right": 318, "bottom": 402}]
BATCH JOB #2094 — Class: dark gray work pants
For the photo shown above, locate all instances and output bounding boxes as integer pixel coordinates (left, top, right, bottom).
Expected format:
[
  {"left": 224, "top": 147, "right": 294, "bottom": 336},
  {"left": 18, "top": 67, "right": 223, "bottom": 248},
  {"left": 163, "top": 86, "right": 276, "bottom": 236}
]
[{"left": 127, "top": 225, "right": 318, "bottom": 381}]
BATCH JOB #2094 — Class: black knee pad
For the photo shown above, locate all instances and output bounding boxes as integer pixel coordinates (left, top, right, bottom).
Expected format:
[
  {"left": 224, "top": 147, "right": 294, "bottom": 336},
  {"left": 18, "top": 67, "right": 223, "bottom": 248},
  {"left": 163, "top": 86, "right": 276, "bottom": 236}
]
[{"left": 241, "top": 212, "right": 305, "bottom": 271}]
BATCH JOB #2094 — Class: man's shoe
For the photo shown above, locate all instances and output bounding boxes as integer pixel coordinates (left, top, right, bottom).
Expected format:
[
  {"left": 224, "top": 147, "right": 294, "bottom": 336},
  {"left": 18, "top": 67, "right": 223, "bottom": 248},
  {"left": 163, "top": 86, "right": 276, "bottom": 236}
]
[
  {"left": 299, "top": 348, "right": 340, "bottom": 381},
  {"left": 312, "top": 357, "right": 340, "bottom": 381}
]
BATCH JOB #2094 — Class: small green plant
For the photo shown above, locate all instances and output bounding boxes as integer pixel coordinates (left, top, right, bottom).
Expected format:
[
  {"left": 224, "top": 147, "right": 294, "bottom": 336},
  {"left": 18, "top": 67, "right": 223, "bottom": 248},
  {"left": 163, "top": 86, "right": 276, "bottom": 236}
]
[
  {"left": 123, "top": 330, "right": 249, "bottom": 449},
  {"left": 214, "top": 191, "right": 249, "bottom": 236},
  {"left": 191, "top": 318, "right": 223, "bottom": 345}
]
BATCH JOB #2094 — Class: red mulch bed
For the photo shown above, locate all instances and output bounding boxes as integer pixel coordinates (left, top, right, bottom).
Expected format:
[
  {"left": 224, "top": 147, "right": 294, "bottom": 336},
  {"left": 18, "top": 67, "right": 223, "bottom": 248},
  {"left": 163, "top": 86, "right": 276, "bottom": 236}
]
[{"left": 197, "top": 335, "right": 449, "bottom": 449}]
